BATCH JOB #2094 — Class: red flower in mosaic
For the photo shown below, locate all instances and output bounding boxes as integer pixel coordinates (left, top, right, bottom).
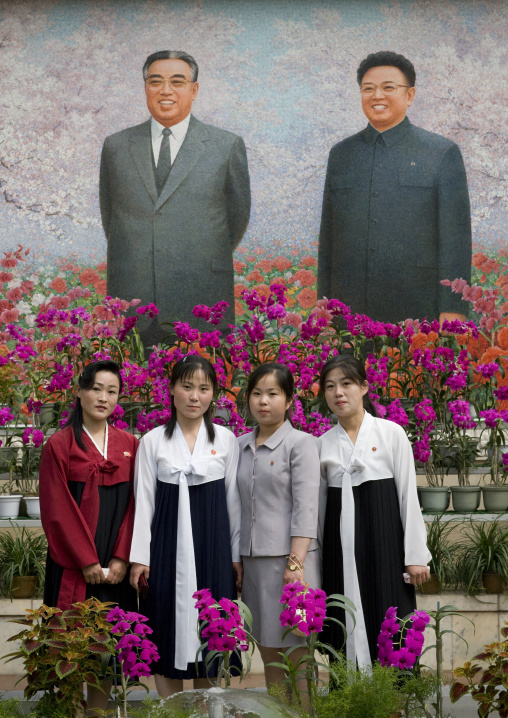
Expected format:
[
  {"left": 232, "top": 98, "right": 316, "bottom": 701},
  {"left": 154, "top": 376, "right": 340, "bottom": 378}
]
[
  {"left": 0, "top": 257, "right": 17, "bottom": 268},
  {"left": 233, "top": 259, "right": 247, "bottom": 273},
  {"left": 283, "top": 312, "right": 303, "bottom": 328},
  {"left": 234, "top": 283, "right": 246, "bottom": 298},
  {"left": 292, "top": 269, "right": 316, "bottom": 287},
  {"left": 245, "top": 269, "right": 264, "bottom": 283},
  {"left": 497, "top": 327, "right": 508, "bottom": 350},
  {"left": 49, "top": 295, "right": 71, "bottom": 310},
  {"left": 235, "top": 299, "right": 245, "bottom": 317},
  {"left": 6, "top": 287, "right": 23, "bottom": 302},
  {"left": 79, "top": 268, "right": 100, "bottom": 286},
  {"left": 297, "top": 288, "right": 317, "bottom": 310},
  {"left": 255, "top": 259, "right": 273, "bottom": 273},
  {"left": 0, "top": 308, "right": 19, "bottom": 323},
  {"left": 255, "top": 284, "right": 271, "bottom": 299},
  {"left": 273, "top": 256, "right": 292, "bottom": 272},
  {"left": 94, "top": 279, "right": 107, "bottom": 295},
  {"left": 96, "top": 261, "right": 107, "bottom": 272},
  {"left": 0, "top": 272, "right": 14, "bottom": 282},
  {"left": 300, "top": 256, "right": 317, "bottom": 268},
  {"left": 49, "top": 277, "right": 67, "bottom": 293}
]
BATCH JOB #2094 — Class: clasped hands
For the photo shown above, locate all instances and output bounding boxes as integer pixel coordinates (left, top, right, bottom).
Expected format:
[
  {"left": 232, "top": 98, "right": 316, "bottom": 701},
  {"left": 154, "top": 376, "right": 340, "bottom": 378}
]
[{"left": 82, "top": 557, "right": 128, "bottom": 585}]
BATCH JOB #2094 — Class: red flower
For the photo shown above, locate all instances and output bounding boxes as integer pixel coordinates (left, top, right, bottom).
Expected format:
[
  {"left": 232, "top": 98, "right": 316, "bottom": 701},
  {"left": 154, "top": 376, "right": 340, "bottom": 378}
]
[
  {"left": 49, "top": 277, "right": 67, "bottom": 293},
  {"left": 233, "top": 260, "right": 247, "bottom": 273},
  {"left": 79, "top": 268, "right": 100, "bottom": 286},
  {"left": 0, "top": 308, "right": 19, "bottom": 323},
  {"left": 273, "top": 256, "right": 292, "bottom": 272},
  {"left": 245, "top": 269, "right": 264, "bottom": 283},
  {"left": 300, "top": 256, "right": 317, "bottom": 268},
  {"left": 296, "top": 288, "right": 317, "bottom": 310},
  {"left": 0, "top": 272, "right": 14, "bottom": 283},
  {"left": 255, "top": 259, "right": 273, "bottom": 273}
]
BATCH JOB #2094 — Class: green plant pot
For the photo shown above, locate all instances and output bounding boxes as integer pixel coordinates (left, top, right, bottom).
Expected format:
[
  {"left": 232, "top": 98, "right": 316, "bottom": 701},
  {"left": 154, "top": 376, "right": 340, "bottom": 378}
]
[
  {"left": 419, "top": 486, "right": 450, "bottom": 514},
  {"left": 451, "top": 486, "right": 481, "bottom": 513},
  {"left": 482, "top": 485, "right": 508, "bottom": 513},
  {"left": 482, "top": 573, "right": 506, "bottom": 594}
]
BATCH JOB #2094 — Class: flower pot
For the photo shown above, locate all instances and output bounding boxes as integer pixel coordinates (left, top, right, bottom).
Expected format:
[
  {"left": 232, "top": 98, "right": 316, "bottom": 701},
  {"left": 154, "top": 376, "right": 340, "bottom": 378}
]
[
  {"left": 12, "top": 575, "right": 39, "bottom": 598},
  {"left": 419, "top": 486, "right": 450, "bottom": 514},
  {"left": 0, "top": 495, "right": 23, "bottom": 519},
  {"left": 482, "top": 485, "right": 508, "bottom": 513},
  {"left": 419, "top": 574, "right": 440, "bottom": 594},
  {"left": 451, "top": 486, "right": 481, "bottom": 513},
  {"left": 23, "top": 496, "right": 41, "bottom": 520},
  {"left": 482, "top": 573, "right": 506, "bottom": 594}
]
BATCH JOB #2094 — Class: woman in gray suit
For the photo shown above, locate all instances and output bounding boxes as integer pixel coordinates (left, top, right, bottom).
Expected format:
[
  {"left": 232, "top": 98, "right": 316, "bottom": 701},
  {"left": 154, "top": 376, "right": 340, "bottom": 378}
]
[{"left": 237, "top": 362, "right": 320, "bottom": 696}]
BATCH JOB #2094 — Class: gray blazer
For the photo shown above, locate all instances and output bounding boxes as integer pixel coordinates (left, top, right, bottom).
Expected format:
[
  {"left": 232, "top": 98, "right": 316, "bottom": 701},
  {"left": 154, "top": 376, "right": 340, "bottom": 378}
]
[
  {"left": 100, "top": 115, "right": 251, "bottom": 337},
  {"left": 318, "top": 117, "right": 472, "bottom": 323},
  {"left": 237, "top": 421, "right": 320, "bottom": 557}
]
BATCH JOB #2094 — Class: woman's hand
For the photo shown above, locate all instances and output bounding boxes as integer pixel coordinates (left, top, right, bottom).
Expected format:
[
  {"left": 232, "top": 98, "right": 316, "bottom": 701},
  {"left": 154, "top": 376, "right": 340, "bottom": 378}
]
[
  {"left": 233, "top": 561, "right": 243, "bottom": 592},
  {"left": 82, "top": 562, "right": 105, "bottom": 584},
  {"left": 129, "top": 562, "right": 150, "bottom": 591},
  {"left": 106, "top": 557, "right": 128, "bottom": 585},
  {"left": 283, "top": 565, "right": 303, "bottom": 585},
  {"left": 406, "top": 564, "right": 430, "bottom": 587}
]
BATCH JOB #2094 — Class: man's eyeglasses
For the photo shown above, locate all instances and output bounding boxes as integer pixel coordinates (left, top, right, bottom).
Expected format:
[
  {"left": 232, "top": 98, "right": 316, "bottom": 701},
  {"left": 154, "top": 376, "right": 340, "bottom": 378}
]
[
  {"left": 360, "top": 82, "right": 411, "bottom": 96},
  {"left": 145, "top": 77, "right": 194, "bottom": 91}
]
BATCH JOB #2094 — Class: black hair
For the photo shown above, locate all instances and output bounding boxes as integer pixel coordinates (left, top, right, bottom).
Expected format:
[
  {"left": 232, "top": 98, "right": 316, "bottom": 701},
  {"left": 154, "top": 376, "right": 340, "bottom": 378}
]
[
  {"left": 142, "top": 50, "right": 199, "bottom": 82},
  {"left": 357, "top": 51, "right": 416, "bottom": 87},
  {"left": 319, "top": 355, "right": 378, "bottom": 417},
  {"left": 246, "top": 362, "right": 294, "bottom": 423},
  {"left": 64, "top": 360, "right": 123, "bottom": 449},
  {"left": 164, "top": 355, "right": 217, "bottom": 443}
]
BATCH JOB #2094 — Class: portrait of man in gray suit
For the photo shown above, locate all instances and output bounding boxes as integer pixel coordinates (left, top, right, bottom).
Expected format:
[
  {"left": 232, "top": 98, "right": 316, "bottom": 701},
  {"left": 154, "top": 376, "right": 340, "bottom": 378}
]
[
  {"left": 100, "top": 50, "right": 251, "bottom": 345},
  {"left": 318, "top": 51, "right": 472, "bottom": 325}
]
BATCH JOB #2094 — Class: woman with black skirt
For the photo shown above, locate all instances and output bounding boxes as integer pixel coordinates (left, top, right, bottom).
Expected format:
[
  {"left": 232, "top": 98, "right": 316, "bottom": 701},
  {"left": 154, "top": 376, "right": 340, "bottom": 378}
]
[
  {"left": 317, "top": 355, "right": 430, "bottom": 667},
  {"left": 129, "top": 355, "right": 241, "bottom": 697},
  {"left": 40, "top": 359, "right": 138, "bottom": 716}
]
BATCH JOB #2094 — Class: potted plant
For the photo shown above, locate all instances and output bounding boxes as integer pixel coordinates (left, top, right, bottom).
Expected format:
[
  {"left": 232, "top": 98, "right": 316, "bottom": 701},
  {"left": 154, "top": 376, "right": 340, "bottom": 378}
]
[
  {"left": 420, "top": 514, "right": 460, "bottom": 594},
  {"left": 0, "top": 525, "right": 47, "bottom": 599},
  {"left": 479, "top": 406, "right": 508, "bottom": 513},
  {"left": 450, "top": 620, "right": 508, "bottom": 716},
  {"left": 455, "top": 519, "right": 508, "bottom": 595}
]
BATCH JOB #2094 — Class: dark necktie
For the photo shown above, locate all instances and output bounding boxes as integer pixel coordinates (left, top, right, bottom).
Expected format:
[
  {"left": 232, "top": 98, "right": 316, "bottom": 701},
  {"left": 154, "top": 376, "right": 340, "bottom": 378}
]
[{"left": 155, "top": 128, "right": 172, "bottom": 193}]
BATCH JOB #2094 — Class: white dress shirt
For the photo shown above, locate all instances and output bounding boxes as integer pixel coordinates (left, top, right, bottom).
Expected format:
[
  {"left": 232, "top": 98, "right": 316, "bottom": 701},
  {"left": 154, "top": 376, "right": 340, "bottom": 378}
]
[{"left": 151, "top": 114, "right": 191, "bottom": 166}]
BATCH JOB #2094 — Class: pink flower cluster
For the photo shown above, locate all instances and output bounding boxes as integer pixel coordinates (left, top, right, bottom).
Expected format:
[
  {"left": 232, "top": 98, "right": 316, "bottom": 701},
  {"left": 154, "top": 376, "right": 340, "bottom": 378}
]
[
  {"left": 107, "top": 607, "right": 160, "bottom": 679},
  {"left": 279, "top": 581, "right": 327, "bottom": 635},
  {"left": 193, "top": 589, "right": 248, "bottom": 653},
  {"left": 377, "top": 606, "right": 430, "bottom": 670},
  {"left": 413, "top": 398, "right": 437, "bottom": 463}
]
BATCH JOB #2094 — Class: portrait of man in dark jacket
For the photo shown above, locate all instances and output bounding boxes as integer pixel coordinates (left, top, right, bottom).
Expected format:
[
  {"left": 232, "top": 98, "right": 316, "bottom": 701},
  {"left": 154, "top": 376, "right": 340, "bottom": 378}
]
[
  {"left": 318, "top": 51, "right": 472, "bottom": 325},
  {"left": 100, "top": 50, "right": 251, "bottom": 345}
]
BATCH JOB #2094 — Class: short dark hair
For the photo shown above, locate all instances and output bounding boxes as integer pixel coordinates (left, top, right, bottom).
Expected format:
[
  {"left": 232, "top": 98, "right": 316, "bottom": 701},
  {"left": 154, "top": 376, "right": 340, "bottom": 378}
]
[
  {"left": 64, "top": 360, "right": 123, "bottom": 449},
  {"left": 357, "top": 51, "right": 416, "bottom": 87},
  {"left": 164, "top": 355, "right": 216, "bottom": 443},
  {"left": 246, "top": 362, "right": 295, "bottom": 422},
  {"left": 319, "top": 355, "right": 378, "bottom": 418},
  {"left": 142, "top": 50, "right": 199, "bottom": 82}
]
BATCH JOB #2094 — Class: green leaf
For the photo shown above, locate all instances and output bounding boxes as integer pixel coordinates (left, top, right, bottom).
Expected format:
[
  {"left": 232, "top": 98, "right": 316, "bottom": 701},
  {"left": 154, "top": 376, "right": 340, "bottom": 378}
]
[
  {"left": 55, "top": 660, "right": 78, "bottom": 679},
  {"left": 88, "top": 643, "right": 113, "bottom": 654},
  {"left": 450, "top": 681, "right": 470, "bottom": 702}
]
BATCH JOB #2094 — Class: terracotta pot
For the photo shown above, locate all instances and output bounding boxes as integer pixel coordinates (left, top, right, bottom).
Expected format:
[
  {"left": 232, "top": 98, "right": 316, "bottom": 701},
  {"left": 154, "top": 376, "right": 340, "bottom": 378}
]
[
  {"left": 420, "top": 574, "right": 440, "bottom": 594},
  {"left": 483, "top": 573, "right": 506, "bottom": 594},
  {"left": 12, "top": 575, "right": 39, "bottom": 598}
]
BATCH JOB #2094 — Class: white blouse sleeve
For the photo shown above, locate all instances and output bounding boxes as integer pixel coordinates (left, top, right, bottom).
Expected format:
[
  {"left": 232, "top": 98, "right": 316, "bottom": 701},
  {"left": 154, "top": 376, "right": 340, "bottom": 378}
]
[
  {"left": 129, "top": 430, "right": 159, "bottom": 566},
  {"left": 391, "top": 425, "right": 431, "bottom": 566},
  {"left": 223, "top": 429, "right": 241, "bottom": 562}
]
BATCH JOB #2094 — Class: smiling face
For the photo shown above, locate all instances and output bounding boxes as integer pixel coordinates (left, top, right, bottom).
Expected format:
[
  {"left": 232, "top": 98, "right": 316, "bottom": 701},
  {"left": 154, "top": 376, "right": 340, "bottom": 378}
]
[
  {"left": 248, "top": 372, "right": 292, "bottom": 434},
  {"left": 360, "top": 65, "right": 415, "bottom": 132},
  {"left": 77, "top": 371, "right": 120, "bottom": 426},
  {"left": 323, "top": 367, "right": 369, "bottom": 424},
  {"left": 171, "top": 369, "right": 214, "bottom": 423},
  {"left": 144, "top": 58, "right": 199, "bottom": 127}
]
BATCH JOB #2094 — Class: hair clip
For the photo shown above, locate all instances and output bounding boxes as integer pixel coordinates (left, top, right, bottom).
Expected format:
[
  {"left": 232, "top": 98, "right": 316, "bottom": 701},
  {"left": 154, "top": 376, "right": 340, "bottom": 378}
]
[{"left": 182, "top": 356, "right": 188, "bottom": 363}]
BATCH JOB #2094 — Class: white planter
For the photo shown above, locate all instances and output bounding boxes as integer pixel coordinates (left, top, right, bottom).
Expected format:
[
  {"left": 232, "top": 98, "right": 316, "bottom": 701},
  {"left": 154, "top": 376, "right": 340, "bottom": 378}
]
[
  {"left": 24, "top": 496, "right": 41, "bottom": 520},
  {"left": 0, "top": 495, "right": 23, "bottom": 519}
]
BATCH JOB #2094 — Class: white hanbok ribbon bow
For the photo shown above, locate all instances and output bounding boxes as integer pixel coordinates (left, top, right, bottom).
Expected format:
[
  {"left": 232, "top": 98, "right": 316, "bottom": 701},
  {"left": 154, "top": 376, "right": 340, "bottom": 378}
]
[{"left": 170, "top": 454, "right": 209, "bottom": 670}]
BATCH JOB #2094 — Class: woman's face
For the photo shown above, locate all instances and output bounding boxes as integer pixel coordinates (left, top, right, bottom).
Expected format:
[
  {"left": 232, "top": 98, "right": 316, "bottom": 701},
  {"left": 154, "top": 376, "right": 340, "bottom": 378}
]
[
  {"left": 77, "top": 370, "right": 120, "bottom": 425},
  {"left": 171, "top": 369, "right": 214, "bottom": 422},
  {"left": 249, "top": 372, "right": 292, "bottom": 432},
  {"left": 323, "top": 367, "right": 369, "bottom": 422}
]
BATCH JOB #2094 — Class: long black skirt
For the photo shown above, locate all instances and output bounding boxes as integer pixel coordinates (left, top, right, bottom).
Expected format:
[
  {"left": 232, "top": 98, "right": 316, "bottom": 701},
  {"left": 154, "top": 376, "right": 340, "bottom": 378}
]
[
  {"left": 44, "top": 481, "right": 137, "bottom": 610},
  {"left": 141, "top": 478, "right": 239, "bottom": 679},
  {"left": 321, "top": 477, "right": 416, "bottom": 663}
]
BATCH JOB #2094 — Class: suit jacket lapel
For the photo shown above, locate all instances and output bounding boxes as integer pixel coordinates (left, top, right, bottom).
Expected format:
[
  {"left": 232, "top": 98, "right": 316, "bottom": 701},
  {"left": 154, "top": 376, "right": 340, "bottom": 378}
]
[
  {"left": 154, "top": 115, "right": 208, "bottom": 211},
  {"left": 128, "top": 120, "right": 158, "bottom": 204}
]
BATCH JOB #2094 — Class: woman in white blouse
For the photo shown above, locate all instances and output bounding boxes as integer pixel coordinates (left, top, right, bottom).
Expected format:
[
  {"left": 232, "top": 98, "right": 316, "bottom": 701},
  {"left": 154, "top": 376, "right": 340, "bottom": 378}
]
[
  {"left": 317, "top": 355, "right": 430, "bottom": 667},
  {"left": 129, "top": 355, "right": 242, "bottom": 697}
]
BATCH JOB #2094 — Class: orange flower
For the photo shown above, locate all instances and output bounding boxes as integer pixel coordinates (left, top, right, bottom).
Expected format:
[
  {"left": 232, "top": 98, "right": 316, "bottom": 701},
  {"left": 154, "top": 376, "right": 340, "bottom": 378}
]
[
  {"left": 273, "top": 256, "right": 292, "bottom": 272},
  {"left": 255, "top": 259, "right": 273, "bottom": 273},
  {"left": 293, "top": 269, "right": 316, "bottom": 287},
  {"left": 234, "top": 283, "right": 246, "bottom": 298},
  {"left": 233, "top": 260, "right": 247, "bottom": 273},
  {"left": 245, "top": 269, "right": 264, "bottom": 283},
  {"left": 497, "top": 327, "right": 508, "bottom": 350},
  {"left": 300, "top": 256, "right": 317, "bottom": 268},
  {"left": 49, "top": 295, "right": 71, "bottom": 310},
  {"left": 297, "top": 288, "right": 317, "bottom": 310},
  {"left": 256, "top": 284, "right": 271, "bottom": 299},
  {"left": 49, "top": 277, "right": 67, "bottom": 293},
  {"left": 96, "top": 261, "right": 107, "bottom": 272},
  {"left": 79, "top": 268, "right": 100, "bottom": 286},
  {"left": 235, "top": 299, "right": 245, "bottom": 317},
  {"left": 480, "top": 346, "right": 506, "bottom": 364},
  {"left": 93, "top": 279, "right": 107, "bottom": 295},
  {"left": 285, "top": 295, "right": 296, "bottom": 308}
]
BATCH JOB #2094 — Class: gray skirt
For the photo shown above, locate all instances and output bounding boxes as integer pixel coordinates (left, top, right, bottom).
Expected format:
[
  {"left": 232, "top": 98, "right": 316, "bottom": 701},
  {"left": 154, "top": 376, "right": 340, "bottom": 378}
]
[{"left": 241, "top": 549, "right": 321, "bottom": 648}]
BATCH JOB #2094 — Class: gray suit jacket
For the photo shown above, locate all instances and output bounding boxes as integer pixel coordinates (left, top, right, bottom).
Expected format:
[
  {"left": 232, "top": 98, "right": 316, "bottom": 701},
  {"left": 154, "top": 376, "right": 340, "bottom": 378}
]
[
  {"left": 237, "top": 421, "right": 320, "bottom": 557},
  {"left": 100, "top": 115, "right": 250, "bottom": 337},
  {"left": 318, "top": 117, "right": 472, "bottom": 323}
]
